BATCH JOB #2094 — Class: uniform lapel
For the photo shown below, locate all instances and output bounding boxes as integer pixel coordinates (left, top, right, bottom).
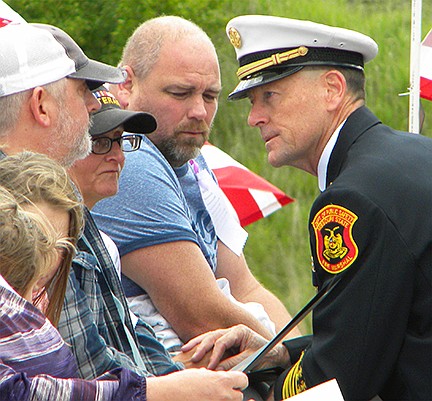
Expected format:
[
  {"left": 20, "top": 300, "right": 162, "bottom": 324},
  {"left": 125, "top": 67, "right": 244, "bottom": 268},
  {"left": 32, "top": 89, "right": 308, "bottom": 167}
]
[{"left": 326, "top": 107, "right": 381, "bottom": 187}]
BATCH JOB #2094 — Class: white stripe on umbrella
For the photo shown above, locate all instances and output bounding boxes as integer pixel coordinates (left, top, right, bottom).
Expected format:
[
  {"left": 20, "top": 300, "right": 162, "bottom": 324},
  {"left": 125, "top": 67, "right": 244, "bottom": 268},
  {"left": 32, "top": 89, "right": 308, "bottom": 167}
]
[
  {"left": 201, "top": 142, "right": 294, "bottom": 227},
  {"left": 420, "top": 28, "right": 432, "bottom": 101},
  {"left": 249, "top": 188, "right": 284, "bottom": 217}
]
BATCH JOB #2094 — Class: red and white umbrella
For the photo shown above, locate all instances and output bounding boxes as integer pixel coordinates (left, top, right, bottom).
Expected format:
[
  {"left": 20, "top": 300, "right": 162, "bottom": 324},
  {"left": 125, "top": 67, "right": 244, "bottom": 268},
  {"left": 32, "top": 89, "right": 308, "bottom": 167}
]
[
  {"left": 420, "top": 28, "right": 432, "bottom": 101},
  {"left": 201, "top": 142, "right": 294, "bottom": 227}
]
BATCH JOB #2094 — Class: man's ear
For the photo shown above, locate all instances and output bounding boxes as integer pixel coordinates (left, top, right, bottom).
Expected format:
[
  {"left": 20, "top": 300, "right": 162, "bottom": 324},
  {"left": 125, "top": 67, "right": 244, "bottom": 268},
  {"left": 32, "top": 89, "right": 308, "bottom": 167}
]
[
  {"left": 115, "top": 65, "right": 135, "bottom": 108},
  {"left": 323, "top": 70, "right": 346, "bottom": 112},
  {"left": 29, "top": 86, "right": 53, "bottom": 127}
]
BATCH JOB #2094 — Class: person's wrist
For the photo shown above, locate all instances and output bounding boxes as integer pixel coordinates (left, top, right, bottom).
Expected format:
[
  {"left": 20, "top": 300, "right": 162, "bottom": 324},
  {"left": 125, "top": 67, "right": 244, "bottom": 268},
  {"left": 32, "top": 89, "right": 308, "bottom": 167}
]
[{"left": 267, "top": 344, "right": 291, "bottom": 369}]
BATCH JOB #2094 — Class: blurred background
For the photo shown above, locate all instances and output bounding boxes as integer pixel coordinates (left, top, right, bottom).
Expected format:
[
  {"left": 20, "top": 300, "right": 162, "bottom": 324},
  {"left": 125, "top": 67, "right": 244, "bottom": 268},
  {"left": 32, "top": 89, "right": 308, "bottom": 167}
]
[{"left": 8, "top": 0, "right": 432, "bottom": 332}]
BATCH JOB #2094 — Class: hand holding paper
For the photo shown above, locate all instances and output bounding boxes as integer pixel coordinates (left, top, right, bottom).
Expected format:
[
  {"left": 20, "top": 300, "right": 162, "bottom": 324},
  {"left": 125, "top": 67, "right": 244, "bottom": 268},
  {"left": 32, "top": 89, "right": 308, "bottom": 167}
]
[{"left": 181, "top": 324, "right": 290, "bottom": 372}]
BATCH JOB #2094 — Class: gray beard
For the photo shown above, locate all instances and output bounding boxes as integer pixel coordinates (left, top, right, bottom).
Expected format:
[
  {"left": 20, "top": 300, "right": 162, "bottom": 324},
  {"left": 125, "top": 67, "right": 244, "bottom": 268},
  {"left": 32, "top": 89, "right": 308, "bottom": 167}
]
[
  {"left": 61, "top": 131, "right": 92, "bottom": 168},
  {"left": 53, "top": 111, "right": 92, "bottom": 168}
]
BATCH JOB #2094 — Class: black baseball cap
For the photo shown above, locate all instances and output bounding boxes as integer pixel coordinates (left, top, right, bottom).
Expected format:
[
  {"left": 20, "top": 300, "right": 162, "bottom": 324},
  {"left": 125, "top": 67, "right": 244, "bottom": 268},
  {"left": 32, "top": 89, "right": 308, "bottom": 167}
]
[{"left": 90, "top": 86, "right": 157, "bottom": 136}]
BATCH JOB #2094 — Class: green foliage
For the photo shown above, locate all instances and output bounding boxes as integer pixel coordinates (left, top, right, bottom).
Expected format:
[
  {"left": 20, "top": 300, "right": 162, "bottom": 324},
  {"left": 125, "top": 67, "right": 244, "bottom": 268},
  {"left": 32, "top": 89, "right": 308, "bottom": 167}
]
[{"left": 7, "top": 0, "right": 432, "bottom": 332}]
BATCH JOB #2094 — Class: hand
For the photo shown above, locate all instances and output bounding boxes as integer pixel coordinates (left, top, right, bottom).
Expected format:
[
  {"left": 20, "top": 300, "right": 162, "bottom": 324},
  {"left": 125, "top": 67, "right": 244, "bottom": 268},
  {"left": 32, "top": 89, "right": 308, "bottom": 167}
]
[
  {"left": 146, "top": 368, "right": 249, "bottom": 401},
  {"left": 172, "top": 345, "right": 211, "bottom": 368},
  {"left": 182, "top": 324, "right": 277, "bottom": 371}
]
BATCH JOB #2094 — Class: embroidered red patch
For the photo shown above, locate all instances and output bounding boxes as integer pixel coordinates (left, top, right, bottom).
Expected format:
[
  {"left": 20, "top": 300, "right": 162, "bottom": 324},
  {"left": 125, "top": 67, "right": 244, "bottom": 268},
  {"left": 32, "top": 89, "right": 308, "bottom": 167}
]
[{"left": 311, "top": 205, "right": 358, "bottom": 274}]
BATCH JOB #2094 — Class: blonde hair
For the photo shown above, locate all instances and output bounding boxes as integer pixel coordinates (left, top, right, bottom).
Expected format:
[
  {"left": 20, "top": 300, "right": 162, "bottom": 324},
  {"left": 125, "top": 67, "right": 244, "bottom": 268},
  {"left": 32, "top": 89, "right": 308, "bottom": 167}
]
[
  {"left": 0, "top": 187, "right": 59, "bottom": 300},
  {"left": 0, "top": 152, "right": 83, "bottom": 326}
]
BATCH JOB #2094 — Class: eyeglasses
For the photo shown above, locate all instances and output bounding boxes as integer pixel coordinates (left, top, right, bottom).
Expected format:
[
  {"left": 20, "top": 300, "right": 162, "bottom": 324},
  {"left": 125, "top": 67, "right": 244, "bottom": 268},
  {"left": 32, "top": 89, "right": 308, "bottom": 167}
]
[{"left": 91, "top": 134, "right": 142, "bottom": 155}]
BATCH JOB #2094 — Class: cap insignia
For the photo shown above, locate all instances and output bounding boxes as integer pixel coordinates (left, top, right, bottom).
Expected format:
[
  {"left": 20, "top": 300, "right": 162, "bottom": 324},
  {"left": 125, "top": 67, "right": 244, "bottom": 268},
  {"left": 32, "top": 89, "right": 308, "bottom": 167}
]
[
  {"left": 228, "top": 27, "right": 242, "bottom": 49},
  {"left": 237, "top": 46, "right": 308, "bottom": 80},
  {"left": 93, "top": 89, "right": 121, "bottom": 107},
  {"left": 0, "top": 18, "right": 12, "bottom": 27}
]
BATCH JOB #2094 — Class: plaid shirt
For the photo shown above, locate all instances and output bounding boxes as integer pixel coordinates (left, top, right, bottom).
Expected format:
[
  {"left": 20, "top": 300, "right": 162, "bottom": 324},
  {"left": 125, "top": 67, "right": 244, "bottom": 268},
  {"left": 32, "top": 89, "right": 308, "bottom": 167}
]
[
  {"left": 0, "top": 280, "right": 147, "bottom": 401},
  {"left": 58, "top": 208, "right": 182, "bottom": 379},
  {"left": 0, "top": 363, "right": 147, "bottom": 401}
]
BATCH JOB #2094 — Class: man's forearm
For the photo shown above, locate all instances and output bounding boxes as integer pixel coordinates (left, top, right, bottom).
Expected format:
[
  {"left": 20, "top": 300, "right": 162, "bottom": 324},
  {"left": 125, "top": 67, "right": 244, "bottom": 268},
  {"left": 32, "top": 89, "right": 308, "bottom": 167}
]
[{"left": 242, "top": 286, "right": 302, "bottom": 337}]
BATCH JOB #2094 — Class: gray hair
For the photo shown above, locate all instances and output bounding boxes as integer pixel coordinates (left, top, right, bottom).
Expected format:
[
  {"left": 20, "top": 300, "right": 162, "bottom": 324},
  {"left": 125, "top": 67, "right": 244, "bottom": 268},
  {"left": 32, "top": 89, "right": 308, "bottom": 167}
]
[
  {"left": 305, "top": 65, "right": 366, "bottom": 101},
  {"left": 120, "top": 16, "right": 216, "bottom": 79},
  {"left": 0, "top": 90, "right": 29, "bottom": 135},
  {"left": 0, "top": 79, "right": 67, "bottom": 137}
]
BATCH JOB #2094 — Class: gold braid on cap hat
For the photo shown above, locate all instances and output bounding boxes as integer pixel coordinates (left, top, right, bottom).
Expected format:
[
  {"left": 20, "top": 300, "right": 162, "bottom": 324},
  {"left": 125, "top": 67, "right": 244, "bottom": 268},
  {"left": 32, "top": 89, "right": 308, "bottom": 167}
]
[{"left": 237, "top": 46, "right": 308, "bottom": 80}]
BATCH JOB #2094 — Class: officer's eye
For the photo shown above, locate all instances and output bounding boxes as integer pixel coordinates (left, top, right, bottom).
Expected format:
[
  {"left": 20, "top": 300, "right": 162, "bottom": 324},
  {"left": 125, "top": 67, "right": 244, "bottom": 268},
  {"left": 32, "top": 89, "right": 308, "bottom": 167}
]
[{"left": 263, "top": 91, "right": 275, "bottom": 100}]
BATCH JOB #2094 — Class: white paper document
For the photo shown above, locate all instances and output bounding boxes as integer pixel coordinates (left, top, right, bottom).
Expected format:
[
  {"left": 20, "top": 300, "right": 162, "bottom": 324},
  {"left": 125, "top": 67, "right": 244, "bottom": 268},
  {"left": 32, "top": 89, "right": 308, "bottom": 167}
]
[
  {"left": 192, "top": 163, "right": 248, "bottom": 256},
  {"left": 284, "top": 379, "right": 344, "bottom": 401}
]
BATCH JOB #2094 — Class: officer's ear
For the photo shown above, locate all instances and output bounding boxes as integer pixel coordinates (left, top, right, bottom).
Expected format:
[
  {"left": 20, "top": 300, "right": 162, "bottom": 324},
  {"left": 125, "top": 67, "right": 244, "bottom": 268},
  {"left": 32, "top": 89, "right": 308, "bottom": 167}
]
[
  {"left": 322, "top": 70, "right": 346, "bottom": 112},
  {"left": 116, "top": 65, "right": 135, "bottom": 108}
]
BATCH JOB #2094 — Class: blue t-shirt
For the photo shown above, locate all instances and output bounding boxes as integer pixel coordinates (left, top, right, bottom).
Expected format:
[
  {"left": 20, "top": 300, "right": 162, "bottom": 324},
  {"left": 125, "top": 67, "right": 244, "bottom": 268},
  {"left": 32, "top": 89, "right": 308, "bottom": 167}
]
[{"left": 92, "top": 136, "right": 217, "bottom": 297}]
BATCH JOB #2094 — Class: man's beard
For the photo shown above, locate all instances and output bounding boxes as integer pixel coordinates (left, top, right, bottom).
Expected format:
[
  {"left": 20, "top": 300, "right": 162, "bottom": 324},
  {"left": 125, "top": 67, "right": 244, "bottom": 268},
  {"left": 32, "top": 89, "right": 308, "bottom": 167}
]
[
  {"left": 52, "top": 109, "right": 92, "bottom": 168},
  {"left": 156, "top": 123, "right": 210, "bottom": 167}
]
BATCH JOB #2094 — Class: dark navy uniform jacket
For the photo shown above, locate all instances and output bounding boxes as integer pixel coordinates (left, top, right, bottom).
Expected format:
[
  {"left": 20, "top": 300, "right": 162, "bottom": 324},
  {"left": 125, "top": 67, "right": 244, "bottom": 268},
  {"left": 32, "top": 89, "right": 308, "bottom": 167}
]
[{"left": 277, "top": 107, "right": 432, "bottom": 400}]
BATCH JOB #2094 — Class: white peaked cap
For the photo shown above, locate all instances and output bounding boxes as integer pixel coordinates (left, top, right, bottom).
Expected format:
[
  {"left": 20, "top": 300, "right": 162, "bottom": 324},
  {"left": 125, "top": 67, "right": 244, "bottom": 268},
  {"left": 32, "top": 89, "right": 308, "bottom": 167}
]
[{"left": 226, "top": 15, "right": 378, "bottom": 100}]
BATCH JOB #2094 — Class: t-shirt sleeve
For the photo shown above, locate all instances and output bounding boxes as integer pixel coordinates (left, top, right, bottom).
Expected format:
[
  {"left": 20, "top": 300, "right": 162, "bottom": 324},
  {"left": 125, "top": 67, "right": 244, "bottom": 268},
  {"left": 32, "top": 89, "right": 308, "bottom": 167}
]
[{"left": 92, "top": 140, "right": 199, "bottom": 257}]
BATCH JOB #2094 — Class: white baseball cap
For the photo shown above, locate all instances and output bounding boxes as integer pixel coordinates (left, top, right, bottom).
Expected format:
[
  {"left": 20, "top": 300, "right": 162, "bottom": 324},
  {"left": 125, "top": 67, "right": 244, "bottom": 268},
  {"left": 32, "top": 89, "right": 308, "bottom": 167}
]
[
  {"left": 0, "top": 23, "right": 125, "bottom": 97},
  {"left": 226, "top": 15, "right": 379, "bottom": 100}
]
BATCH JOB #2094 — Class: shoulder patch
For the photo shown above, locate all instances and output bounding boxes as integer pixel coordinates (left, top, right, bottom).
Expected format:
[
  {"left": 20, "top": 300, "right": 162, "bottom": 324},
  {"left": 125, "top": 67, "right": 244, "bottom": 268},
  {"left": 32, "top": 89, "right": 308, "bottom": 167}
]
[{"left": 311, "top": 204, "right": 358, "bottom": 274}]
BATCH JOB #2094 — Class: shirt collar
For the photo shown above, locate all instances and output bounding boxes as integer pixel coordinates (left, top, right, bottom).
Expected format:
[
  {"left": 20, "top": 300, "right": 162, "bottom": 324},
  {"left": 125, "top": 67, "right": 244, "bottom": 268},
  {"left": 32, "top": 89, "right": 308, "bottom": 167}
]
[
  {"left": 0, "top": 274, "right": 17, "bottom": 293},
  {"left": 317, "top": 121, "right": 346, "bottom": 191}
]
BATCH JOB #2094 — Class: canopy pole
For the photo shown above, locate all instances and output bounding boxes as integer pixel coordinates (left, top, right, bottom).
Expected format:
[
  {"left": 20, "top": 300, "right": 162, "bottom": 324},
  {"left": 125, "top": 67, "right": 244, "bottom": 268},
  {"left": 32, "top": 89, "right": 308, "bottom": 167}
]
[{"left": 409, "top": 0, "right": 422, "bottom": 133}]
